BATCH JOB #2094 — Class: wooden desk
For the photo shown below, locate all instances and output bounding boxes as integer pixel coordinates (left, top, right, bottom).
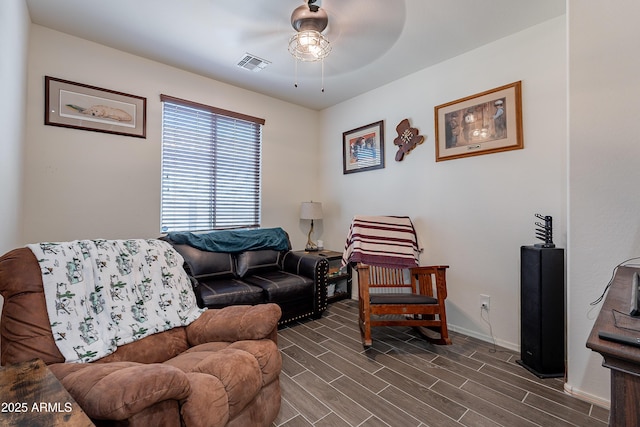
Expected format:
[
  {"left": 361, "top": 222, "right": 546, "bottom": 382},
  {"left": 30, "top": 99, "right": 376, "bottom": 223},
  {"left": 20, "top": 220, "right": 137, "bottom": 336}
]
[
  {"left": 587, "top": 266, "right": 640, "bottom": 427},
  {"left": 0, "top": 359, "right": 94, "bottom": 426}
]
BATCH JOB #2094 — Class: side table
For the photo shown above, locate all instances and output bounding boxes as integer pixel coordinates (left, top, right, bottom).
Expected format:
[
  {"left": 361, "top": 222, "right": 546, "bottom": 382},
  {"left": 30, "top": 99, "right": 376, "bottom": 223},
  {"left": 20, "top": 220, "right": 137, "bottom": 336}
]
[
  {"left": 322, "top": 250, "right": 352, "bottom": 302},
  {"left": 296, "top": 249, "right": 352, "bottom": 302},
  {"left": 0, "top": 358, "right": 94, "bottom": 426}
]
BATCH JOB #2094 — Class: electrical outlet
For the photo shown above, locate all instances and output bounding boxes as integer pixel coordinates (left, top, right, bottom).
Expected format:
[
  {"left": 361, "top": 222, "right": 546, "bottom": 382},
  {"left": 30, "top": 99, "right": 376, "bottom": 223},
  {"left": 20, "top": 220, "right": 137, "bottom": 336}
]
[{"left": 480, "top": 294, "right": 490, "bottom": 311}]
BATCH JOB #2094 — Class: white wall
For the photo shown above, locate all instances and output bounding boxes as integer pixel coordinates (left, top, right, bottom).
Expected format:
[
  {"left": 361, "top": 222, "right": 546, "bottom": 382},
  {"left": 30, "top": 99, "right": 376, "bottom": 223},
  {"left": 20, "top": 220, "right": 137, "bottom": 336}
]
[
  {"left": 0, "top": 0, "right": 29, "bottom": 254},
  {"left": 24, "top": 25, "right": 321, "bottom": 249},
  {"left": 565, "top": 0, "right": 640, "bottom": 405},
  {"left": 0, "top": 0, "right": 30, "bottom": 347},
  {"left": 319, "top": 17, "right": 567, "bottom": 351}
]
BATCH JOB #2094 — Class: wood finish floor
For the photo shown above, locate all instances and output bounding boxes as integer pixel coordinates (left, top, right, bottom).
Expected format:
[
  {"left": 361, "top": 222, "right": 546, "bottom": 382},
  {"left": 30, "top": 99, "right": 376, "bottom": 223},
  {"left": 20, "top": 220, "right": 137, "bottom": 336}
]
[{"left": 273, "top": 299, "right": 609, "bottom": 427}]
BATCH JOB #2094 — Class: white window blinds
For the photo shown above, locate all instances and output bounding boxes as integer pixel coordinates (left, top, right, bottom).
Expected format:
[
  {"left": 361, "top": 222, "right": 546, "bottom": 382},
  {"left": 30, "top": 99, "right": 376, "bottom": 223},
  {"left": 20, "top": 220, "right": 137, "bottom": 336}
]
[{"left": 160, "top": 95, "right": 264, "bottom": 232}]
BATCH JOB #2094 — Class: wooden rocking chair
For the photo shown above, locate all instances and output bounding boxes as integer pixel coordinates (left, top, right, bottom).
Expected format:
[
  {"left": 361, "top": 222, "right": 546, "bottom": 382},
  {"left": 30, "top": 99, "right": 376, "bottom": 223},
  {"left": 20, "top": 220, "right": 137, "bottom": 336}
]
[{"left": 357, "top": 263, "right": 451, "bottom": 347}]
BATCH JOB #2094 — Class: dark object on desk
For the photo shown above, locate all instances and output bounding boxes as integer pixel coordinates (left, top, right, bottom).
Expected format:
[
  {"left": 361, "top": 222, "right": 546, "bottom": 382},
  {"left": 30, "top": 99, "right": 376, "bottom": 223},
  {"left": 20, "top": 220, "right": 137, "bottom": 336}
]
[
  {"left": 587, "top": 265, "right": 640, "bottom": 427},
  {"left": 599, "top": 330, "right": 640, "bottom": 348},
  {"left": 630, "top": 272, "right": 640, "bottom": 316},
  {"left": 534, "top": 213, "right": 555, "bottom": 248}
]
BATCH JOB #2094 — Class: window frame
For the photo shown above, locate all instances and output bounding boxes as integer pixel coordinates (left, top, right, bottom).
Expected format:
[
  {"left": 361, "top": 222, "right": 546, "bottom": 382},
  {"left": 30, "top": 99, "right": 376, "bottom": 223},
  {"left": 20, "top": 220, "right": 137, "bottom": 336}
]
[{"left": 160, "top": 94, "right": 265, "bottom": 233}]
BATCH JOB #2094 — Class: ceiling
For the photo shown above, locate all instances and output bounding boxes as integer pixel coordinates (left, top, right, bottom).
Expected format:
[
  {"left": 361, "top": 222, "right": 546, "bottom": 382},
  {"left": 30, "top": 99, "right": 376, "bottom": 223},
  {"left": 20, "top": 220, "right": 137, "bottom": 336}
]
[{"left": 25, "top": 0, "right": 565, "bottom": 111}]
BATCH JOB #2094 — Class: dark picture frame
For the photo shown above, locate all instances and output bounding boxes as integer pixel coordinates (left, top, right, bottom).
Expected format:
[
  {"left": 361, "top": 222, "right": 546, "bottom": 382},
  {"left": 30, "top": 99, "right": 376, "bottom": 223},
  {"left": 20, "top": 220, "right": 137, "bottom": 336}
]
[
  {"left": 434, "top": 81, "right": 523, "bottom": 161},
  {"left": 45, "top": 76, "right": 147, "bottom": 138},
  {"left": 343, "top": 120, "right": 385, "bottom": 174}
]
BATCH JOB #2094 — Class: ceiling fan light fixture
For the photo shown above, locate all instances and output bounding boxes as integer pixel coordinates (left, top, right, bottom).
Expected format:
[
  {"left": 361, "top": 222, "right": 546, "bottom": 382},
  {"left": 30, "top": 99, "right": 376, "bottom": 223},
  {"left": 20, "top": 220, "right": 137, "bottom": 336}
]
[
  {"left": 289, "top": 0, "right": 331, "bottom": 91},
  {"left": 288, "top": 30, "right": 331, "bottom": 62},
  {"left": 289, "top": 1, "right": 331, "bottom": 63}
]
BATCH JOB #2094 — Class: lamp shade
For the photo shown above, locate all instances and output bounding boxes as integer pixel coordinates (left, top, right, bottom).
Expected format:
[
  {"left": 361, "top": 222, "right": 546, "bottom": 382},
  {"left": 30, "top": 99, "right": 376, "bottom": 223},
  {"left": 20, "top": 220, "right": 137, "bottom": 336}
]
[{"left": 300, "top": 202, "right": 323, "bottom": 220}]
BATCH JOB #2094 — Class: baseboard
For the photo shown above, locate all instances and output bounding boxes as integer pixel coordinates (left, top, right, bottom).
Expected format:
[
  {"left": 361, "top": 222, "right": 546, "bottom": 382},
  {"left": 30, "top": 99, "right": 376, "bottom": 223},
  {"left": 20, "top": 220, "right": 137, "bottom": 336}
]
[
  {"left": 563, "top": 383, "right": 610, "bottom": 409},
  {"left": 448, "top": 324, "right": 519, "bottom": 352}
]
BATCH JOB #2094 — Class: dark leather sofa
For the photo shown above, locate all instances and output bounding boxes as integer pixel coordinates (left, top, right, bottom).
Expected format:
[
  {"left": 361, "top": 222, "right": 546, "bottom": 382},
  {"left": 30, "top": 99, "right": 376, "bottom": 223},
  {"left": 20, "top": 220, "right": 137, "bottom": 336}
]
[{"left": 162, "top": 229, "right": 329, "bottom": 325}]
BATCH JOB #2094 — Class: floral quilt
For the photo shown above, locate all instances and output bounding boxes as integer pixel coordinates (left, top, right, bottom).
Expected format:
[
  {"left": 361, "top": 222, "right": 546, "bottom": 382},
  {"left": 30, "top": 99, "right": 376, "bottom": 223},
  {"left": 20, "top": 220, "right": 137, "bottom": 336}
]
[{"left": 27, "top": 239, "right": 205, "bottom": 363}]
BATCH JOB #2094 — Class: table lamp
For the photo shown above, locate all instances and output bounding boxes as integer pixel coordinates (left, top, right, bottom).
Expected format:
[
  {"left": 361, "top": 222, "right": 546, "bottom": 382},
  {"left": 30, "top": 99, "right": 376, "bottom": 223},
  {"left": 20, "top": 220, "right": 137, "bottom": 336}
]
[{"left": 300, "top": 201, "right": 323, "bottom": 251}]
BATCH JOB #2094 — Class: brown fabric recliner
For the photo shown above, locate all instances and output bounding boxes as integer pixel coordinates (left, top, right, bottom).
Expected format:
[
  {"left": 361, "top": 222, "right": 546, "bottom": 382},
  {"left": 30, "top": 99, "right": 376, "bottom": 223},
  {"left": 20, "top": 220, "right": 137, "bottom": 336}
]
[{"left": 0, "top": 247, "right": 282, "bottom": 427}]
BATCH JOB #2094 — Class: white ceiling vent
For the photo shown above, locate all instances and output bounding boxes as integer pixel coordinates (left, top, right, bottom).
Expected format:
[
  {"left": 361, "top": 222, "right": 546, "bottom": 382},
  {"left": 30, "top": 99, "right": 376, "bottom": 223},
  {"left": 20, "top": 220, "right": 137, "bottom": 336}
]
[{"left": 237, "top": 54, "right": 271, "bottom": 72}]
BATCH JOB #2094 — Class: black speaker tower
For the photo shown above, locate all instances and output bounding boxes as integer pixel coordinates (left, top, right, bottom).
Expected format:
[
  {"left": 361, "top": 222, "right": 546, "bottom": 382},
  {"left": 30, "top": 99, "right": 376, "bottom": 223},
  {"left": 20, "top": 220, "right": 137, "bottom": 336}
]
[{"left": 517, "top": 215, "right": 565, "bottom": 378}]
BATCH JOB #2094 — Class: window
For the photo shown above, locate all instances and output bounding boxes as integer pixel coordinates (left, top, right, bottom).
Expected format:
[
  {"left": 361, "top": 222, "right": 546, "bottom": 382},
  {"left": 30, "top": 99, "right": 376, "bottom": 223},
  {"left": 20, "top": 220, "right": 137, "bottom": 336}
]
[{"left": 160, "top": 95, "right": 265, "bottom": 232}]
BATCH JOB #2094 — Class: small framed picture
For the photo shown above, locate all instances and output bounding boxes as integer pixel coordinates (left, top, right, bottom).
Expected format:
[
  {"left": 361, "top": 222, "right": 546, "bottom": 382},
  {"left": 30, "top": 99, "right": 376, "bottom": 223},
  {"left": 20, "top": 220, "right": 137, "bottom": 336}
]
[
  {"left": 343, "top": 120, "right": 385, "bottom": 174},
  {"left": 45, "top": 76, "right": 147, "bottom": 138},
  {"left": 435, "top": 81, "right": 523, "bottom": 161}
]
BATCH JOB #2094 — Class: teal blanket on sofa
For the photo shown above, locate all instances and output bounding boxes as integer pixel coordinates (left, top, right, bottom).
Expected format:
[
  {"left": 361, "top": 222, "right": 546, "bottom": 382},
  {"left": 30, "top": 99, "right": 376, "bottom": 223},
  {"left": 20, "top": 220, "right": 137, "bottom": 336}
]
[{"left": 167, "top": 227, "right": 290, "bottom": 253}]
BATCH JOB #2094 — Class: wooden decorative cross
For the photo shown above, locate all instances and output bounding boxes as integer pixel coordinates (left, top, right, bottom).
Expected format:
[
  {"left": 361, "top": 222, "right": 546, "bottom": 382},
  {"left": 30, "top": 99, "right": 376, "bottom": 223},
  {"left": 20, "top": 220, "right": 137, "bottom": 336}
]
[{"left": 393, "top": 118, "right": 425, "bottom": 161}]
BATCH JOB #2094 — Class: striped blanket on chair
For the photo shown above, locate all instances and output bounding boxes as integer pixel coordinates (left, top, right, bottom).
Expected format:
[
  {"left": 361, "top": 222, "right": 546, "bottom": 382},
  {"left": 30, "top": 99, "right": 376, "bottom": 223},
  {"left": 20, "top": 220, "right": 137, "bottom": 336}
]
[{"left": 341, "top": 216, "right": 420, "bottom": 269}]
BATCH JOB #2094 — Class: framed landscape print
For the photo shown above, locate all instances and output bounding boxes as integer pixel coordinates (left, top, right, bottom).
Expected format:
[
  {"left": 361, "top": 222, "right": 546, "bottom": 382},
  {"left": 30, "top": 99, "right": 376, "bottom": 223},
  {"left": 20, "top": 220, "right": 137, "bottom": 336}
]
[
  {"left": 434, "top": 81, "right": 522, "bottom": 161},
  {"left": 45, "top": 76, "right": 147, "bottom": 138},
  {"left": 343, "top": 120, "right": 385, "bottom": 174}
]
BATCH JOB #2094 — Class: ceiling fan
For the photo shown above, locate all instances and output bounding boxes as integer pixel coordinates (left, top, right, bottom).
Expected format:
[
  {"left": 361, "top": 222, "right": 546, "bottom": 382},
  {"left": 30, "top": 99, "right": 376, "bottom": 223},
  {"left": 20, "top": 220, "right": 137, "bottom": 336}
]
[
  {"left": 288, "top": 0, "right": 331, "bottom": 63},
  {"left": 228, "top": 0, "right": 405, "bottom": 87},
  {"left": 288, "top": 0, "right": 332, "bottom": 91}
]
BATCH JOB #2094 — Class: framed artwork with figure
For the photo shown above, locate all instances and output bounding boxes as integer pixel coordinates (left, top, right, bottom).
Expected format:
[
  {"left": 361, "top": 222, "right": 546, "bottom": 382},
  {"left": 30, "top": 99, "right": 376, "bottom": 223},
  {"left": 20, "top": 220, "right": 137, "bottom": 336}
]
[
  {"left": 435, "top": 81, "right": 522, "bottom": 161},
  {"left": 343, "top": 120, "right": 385, "bottom": 174}
]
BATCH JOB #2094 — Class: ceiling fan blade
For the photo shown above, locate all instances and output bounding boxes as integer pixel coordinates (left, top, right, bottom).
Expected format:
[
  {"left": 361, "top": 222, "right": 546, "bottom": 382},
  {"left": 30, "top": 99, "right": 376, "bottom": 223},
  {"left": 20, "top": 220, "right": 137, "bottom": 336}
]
[{"left": 318, "top": 0, "right": 406, "bottom": 73}]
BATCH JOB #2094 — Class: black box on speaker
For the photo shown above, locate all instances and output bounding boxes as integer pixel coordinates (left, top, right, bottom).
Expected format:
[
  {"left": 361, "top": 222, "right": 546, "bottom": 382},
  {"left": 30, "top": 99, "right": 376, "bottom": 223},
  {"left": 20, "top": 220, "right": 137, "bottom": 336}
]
[{"left": 517, "top": 246, "right": 565, "bottom": 378}]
